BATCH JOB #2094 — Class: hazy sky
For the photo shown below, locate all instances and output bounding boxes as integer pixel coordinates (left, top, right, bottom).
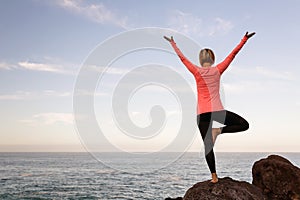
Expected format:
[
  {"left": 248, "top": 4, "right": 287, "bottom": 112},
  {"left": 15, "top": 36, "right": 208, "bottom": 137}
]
[{"left": 1, "top": 0, "right": 300, "bottom": 152}]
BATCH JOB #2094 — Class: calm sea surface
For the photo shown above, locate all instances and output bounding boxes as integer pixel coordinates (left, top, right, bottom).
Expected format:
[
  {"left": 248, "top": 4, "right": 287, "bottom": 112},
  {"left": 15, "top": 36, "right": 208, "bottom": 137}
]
[{"left": 0, "top": 152, "right": 299, "bottom": 199}]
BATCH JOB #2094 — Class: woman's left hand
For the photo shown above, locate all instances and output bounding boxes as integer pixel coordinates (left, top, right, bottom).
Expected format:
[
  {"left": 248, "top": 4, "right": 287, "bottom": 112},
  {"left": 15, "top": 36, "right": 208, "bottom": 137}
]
[{"left": 163, "top": 36, "right": 174, "bottom": 42}]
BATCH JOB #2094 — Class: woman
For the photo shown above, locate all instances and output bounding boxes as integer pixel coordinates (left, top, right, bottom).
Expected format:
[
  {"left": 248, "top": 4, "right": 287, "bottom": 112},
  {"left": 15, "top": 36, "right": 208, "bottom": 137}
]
[{"left": 164, "top": 32, "right": 255, "bottom": 183}]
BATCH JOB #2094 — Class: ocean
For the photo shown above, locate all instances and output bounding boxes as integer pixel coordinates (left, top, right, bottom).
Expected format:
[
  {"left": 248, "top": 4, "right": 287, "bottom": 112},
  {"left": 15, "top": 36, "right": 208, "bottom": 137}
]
[{"left": 0, "top": 152, "right": 299, "bottom": 199}]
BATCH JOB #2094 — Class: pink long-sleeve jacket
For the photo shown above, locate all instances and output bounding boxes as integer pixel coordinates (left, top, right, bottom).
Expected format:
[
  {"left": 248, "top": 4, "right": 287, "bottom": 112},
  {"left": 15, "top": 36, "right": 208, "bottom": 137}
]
[{"left": 170, "top": 36, "right": 248, "bottom": 114}]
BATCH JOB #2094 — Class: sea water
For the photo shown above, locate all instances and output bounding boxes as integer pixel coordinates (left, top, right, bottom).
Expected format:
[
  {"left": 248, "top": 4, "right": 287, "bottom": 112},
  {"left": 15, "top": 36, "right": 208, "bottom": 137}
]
[{"left": 0, "top": 152, "right": 299, "bottom": 199}]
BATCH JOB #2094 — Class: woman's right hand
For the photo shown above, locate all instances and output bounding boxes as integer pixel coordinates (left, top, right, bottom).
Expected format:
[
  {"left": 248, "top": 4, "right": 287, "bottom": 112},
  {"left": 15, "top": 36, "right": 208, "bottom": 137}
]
[
  {"left": 245, "top": 32, "right": 256, "bottom": 39},
  {"left": 163, "top": 36, "right": 174, "bottom": 42}
]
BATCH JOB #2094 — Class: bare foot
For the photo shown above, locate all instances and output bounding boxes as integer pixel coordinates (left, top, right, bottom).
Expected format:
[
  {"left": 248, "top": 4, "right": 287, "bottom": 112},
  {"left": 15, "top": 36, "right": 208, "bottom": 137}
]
[
  {"left": 212, "top": 128, "right": 221, "bottom": 143},
  {"left": 211, "top": 173, "right": 219, "bottom": 183}
]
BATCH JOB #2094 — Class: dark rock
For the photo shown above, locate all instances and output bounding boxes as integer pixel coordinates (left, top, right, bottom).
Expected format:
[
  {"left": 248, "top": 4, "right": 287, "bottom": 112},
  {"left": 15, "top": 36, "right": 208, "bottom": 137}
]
[
  {"left": 252, "top": 154, "right": 300, "bottom": 200},
  {"left": 165, "top": 155, "right": 300, "bottom": 200},
  {"left": 183, "top": 177, "right": 265, "bottom": 200}
]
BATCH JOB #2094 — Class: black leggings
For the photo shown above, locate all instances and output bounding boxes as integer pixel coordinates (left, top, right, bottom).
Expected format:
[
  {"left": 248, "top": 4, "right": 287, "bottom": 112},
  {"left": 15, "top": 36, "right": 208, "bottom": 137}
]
[{"left": 197, "top": 110, "right": 249, "bottom": 173}]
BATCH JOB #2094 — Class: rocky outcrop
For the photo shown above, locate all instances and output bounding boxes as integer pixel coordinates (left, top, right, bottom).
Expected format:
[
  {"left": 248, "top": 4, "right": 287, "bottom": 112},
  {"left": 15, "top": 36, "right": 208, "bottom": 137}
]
[
  {"left": 252, "top": 154, "right": 300, "bottom": 200},
  {"left": 182, "top": 177, "right": 265, "bottom": 200},
  {"left": 165, "top": 155, "right": 300, "bottom": 200}
]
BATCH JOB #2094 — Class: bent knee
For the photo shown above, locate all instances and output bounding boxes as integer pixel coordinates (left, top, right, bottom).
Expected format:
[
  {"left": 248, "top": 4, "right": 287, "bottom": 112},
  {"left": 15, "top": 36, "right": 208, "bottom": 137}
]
[{"left": 243, "top": 120, "right": 249, "bottom": 131}]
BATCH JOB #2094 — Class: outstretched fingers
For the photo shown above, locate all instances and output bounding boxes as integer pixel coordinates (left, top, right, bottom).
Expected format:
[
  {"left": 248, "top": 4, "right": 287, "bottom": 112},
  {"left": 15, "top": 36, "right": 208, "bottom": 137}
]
[
  {"left": 163, "top": 35, "right": 174, "bottom": 42},
  {"left": 245, "top": 32, "right": 256, "bottom": 39}
]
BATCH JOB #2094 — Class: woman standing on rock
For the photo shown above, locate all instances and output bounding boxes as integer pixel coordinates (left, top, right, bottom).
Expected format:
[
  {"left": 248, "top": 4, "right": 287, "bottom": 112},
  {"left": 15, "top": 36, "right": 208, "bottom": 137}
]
[{"left": 164, "top": 32, "right": 255, "bottom": 183}]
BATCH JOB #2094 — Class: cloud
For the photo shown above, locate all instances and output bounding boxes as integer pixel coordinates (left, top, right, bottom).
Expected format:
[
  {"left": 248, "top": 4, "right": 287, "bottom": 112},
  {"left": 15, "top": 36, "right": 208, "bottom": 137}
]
[
  {"left": 228, "top": 65, "right": 295, "bottom": 81},
  {"left": 43, "top": 90, "right": 72, "bottom": 97},
  {"left": 167, "top": 10, "right": 233, "bottom": 37},
  {"left": 0, "top": 62, "right": 17, "bottom": 70},
  {"left": 0, "top": 91, "right": 32, "bottom": 100},
  {"left": 20, "top": 112, "right": 74, "bottom": 126},
  {"left": 0, "top": 58, "right": 78, "bottom": 75},
  {"left": 167, "top": 10, "right": 203, "bottom": 37},
  {"left": 87, "top": 65, "right": 130, "bottom": 75},
  {"left": 254, "top": 66, "right": 295, "bottom": 81},
  {"left": 223, "top": 81, "right": 264, "bottom": 94},
  {"left": 55, "top": 0, "right": 129, "bottom": 29},
  {"left": 0, "top": 90, "right": 71, "bottom": 100},
  {"left": 73, "top": 89, "right": 108, "bottom": 97},
  {"left": 208, "top": 17, "right": 234, "bottom": 36},
  {"left": 18, "top": 61, "right": 75, "bottom": 75},
  {"left": 223, "top": 65, "right": 296, "bottom": 94},
  {"left": 18, "top": 61, "right": 61, "bottom": 73}
]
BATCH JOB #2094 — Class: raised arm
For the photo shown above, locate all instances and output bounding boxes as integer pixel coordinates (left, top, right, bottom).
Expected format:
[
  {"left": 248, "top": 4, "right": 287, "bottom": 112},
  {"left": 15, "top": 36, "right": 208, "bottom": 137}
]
[
  {"left": 217, "top": 32, "right": 255, "bottom": 74},
  {"left": 164, "top": 36, "right": 198, "bottom": 75}
]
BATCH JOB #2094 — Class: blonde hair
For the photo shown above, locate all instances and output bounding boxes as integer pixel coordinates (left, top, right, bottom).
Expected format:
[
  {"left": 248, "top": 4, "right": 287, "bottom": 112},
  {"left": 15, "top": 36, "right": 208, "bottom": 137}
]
[{"left": 199, "top": 48, "right": 215, "bottom": 66}]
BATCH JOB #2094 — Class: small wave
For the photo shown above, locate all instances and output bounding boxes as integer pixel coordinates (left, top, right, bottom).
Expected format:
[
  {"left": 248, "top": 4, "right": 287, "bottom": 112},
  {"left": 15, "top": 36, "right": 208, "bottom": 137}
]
[
  {"left": 20, "top": 173, "right": 33, "bottom": 177},
  {"left": 95, "top": 169, "right": 117, "bottom": 174},
  {"left": 0, "top": 178, "right": 10, "bottom": 182},
  {"left": 162, "top": 175, "right": 182, "bottom": 181}
]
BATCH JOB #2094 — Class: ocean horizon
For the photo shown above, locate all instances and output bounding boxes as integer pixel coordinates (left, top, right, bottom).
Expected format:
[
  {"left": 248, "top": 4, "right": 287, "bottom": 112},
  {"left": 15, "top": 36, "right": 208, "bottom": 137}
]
[{"left": 1, "top": 152, "right": 299, "bottom": 199}]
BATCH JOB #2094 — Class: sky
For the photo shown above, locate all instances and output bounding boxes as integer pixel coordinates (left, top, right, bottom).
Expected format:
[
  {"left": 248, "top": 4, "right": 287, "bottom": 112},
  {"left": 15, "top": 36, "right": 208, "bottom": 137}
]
[{"left": 0, "top": 0, "right": 300, "bottom": 152}]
